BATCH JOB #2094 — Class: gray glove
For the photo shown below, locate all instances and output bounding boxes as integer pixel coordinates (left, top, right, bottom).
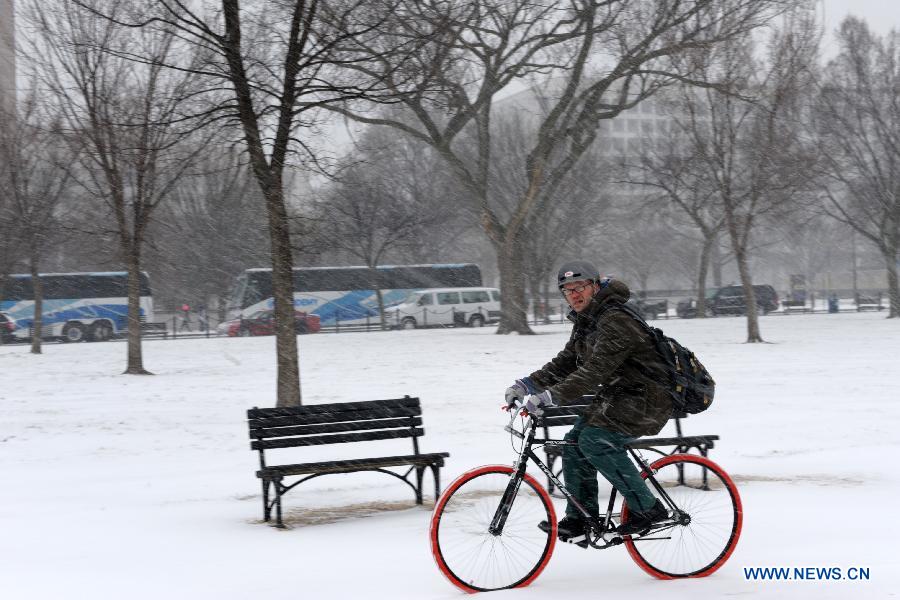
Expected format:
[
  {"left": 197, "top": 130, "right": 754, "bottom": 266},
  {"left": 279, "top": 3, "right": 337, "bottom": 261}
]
[
  {"left": 522, "top": 390, "right": 555, "bottom": 417},
  {"left": 504, "top": 378, "right": 533, "bottom": 409}
]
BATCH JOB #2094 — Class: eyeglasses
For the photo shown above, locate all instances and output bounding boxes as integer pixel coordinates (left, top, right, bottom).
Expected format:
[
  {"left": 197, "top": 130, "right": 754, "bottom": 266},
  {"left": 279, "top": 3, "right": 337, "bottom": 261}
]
[{"left": 561, "top": 283, "right": 593, "bottom": 296}]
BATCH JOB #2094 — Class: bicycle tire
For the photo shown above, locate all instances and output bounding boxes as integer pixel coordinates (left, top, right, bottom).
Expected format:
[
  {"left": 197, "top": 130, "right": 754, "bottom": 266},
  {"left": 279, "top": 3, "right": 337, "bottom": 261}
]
[
  {"left": 622, "top": 453, "right": 743, "bottom": 579},
  {"left": 430, "top": 465, "right": 557, "bottom": 592}
]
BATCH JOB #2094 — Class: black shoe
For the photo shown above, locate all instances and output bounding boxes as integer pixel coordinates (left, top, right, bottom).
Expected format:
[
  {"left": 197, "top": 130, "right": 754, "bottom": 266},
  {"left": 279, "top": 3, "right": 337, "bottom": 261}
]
[
  {"left": 616, "top": 500, "right": 668, "bottom": 536},
  {"left": 538, "top": 516, "right": 590, "bottom": 547}
]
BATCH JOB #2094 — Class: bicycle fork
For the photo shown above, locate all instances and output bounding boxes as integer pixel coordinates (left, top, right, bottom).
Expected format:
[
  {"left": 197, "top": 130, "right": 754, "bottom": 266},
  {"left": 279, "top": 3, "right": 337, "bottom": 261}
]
[
  {"left": 627, "top": 448, "right": 689, "bottom": 529},
  {"left": 488, "top": 453, "right": 529, "bottom": 536}
]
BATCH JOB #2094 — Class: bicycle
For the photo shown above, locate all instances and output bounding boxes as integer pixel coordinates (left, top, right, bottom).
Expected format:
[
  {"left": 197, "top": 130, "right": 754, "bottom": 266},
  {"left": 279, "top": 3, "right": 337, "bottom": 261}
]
[{"left": 429, "top": 411, "right": 743, "bottom": 592}]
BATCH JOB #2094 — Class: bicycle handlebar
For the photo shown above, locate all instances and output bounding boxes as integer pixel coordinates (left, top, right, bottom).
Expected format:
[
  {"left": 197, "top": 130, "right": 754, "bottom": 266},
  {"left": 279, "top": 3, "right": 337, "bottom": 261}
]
[
  {"left": 503, "top": 410, "right": 532, "bottom": 439},
  {"left": 503, "top": 424, "right": 525, "bottom": 439}
]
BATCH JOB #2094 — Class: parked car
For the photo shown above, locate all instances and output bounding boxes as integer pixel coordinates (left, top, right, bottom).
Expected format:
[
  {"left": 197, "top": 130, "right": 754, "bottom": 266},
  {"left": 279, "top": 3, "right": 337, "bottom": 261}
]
[
  {"left": 676, "top": 288, "right": 718, "bottom": 319},
  {"left": 626, "top": 296, "right": 668, "bottom": 320},
  {"left": 0, "top": 312, "right": 17, "bottom": 343},
  {"left": 678, "top": 285, "right": 779, "bottom": 318},
  {"left": 223, "top": 309, "right": 321, "bottom": 337},
  {"left": 391, "top": 287, "right": 501, "bottom": 329}
]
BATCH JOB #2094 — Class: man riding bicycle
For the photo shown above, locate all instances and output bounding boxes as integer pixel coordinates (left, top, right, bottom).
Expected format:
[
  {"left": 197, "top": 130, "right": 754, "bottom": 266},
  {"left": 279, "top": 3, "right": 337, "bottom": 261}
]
[{"left": 505, "top": 260, "right": 672, "bottom": 544}]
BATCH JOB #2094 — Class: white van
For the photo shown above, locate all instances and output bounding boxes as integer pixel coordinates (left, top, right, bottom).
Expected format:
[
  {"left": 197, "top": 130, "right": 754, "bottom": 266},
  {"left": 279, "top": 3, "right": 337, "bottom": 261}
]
[{"left": 391, "top": 287, "right": 501, "bottom": 329}]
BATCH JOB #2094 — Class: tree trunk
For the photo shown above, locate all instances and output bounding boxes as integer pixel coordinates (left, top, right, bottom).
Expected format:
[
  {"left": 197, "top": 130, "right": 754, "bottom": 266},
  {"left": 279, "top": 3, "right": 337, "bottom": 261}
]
[
  {"left": 882, "top": 243, "right": 899, "bottom": 319},
  {"left": 733, "top": 244, "right": 762, "bottom": 343},
  {"left": 722, "top": 192, "right": 762, "bottom": 342},
  {"left": 696, "top": 235, "right": 714, "bottom": 318},
  {"left": 711, "top": 233, "right": 723, "bottom": 287},
  {"left": 541, "top": 280, "right": 553, "bottom": 324},
  {"left": 375, "top": 288, "right": 387, "bottom": 330},
  {"left": 527, "top": 273, "right": 541, "bottom": 325},
  {"left": 495, "top": 236, "right": 534, "bottom": 335},
  {"left": 29, "top": 257, "right": 43, "bottom": 355},
  {"left": 124, "top": 247, "right": 151, "bottom": 374},
  {"left": 265, "top": 184, "right": 302, "bottom": 407}
]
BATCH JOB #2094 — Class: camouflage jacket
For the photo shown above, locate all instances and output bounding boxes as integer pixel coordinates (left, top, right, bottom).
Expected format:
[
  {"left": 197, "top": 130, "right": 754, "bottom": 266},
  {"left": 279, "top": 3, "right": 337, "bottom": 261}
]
[{"left": 527, "top": 280, "right": 672, "bottom": 437}]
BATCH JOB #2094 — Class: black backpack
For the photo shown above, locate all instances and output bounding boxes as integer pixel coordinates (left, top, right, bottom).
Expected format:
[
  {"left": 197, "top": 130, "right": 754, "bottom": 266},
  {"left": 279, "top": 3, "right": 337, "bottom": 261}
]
[{"left": 607, "top": 303, "right": 715, "bottom": 414}]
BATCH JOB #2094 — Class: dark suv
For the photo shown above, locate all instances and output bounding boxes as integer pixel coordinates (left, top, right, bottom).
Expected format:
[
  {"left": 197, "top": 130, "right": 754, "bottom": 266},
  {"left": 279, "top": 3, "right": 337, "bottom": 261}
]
[
  {"left": 710, "top": 285, "right": 778, "bottom": 316},
  {"left": 677, "top": 285, "right": 778, "bottom": 317}
]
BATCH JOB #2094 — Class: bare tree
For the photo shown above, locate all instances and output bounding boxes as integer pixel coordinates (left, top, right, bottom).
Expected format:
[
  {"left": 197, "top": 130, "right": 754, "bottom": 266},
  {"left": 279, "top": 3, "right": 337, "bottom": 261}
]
[
  {"left": 622, "top": 105, "right": 725, "bottom": 317},
  {"left": 326, "top": 0, "right": 785, "bottom": 334},
  {"left": 314, "top": 130, "right": 452, "bottom": 328},
  {"left": 0, "top": 93, "right": 75, "bottom": 353},
  {"left": 813, "top": 17, "right": 900, "bottom": 318},
  {"left": 27, "top": 0, "right": 207, "bottom": 372},
  {"left": 768, "top": 211, "right": 846, "bottom": 300},
  {"left": 524, "top": 172, "right": 608, "bottom": 322},
  {"left": 145, "top": 147, "right": 271, "bottom": 319},
  {"left": 486, "top": 113, "right": 607, "bottom": 321},
  {"left": 78, "top": 0, "right": 413, "bottom": 405},
  {"left": 664, "top": 9, "right": 819, "bottom": 342},
  {"left": 592, "top": 205, "right": 665, "bottom": 291}
]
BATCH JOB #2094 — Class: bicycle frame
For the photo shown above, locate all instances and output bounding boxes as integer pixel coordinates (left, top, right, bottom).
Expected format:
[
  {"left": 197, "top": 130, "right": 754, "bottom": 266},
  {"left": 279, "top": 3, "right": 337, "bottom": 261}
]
[{"left": 490, "top": 413, "right": 685, "bottom": 549}]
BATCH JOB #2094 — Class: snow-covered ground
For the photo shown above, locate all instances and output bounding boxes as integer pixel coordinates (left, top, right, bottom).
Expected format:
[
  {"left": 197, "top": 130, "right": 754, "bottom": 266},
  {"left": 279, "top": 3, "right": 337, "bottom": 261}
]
[{"left": 1, "top": 312, "right": 898, "bottom": 599}]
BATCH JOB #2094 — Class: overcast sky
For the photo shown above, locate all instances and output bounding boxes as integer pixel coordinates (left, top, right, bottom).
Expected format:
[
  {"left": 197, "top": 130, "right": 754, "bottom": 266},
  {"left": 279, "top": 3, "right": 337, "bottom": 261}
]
[{"left": 821, "top": 0, "right": 900, "bottom": 56}]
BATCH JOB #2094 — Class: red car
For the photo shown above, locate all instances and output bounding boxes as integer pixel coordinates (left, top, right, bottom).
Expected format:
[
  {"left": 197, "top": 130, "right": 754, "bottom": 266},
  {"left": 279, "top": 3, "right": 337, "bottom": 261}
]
[
  {"left": 1, "top": 311, "right": 16, "bottom": 343},
  {"left": 225, "top": 309, "right": 321, "bottom": 337}
]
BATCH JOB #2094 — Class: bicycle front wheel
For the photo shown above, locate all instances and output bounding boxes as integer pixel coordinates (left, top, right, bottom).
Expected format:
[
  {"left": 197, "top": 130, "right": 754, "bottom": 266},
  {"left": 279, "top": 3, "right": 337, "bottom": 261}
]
[
  {"left": 430, "top": 465, "right": 557, "bottom": 592},
  {"left": 623, "top": 454, "right": 743, "bottom": 579}
]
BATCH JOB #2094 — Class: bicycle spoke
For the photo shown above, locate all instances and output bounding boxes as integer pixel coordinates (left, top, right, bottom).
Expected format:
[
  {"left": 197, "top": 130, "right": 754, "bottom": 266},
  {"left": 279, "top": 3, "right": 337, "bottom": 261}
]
[
  {"left": 431, "top": 466, "right": 556, "bottom": 592},
  {"left": 624, "top": 455, "right": 742, "bottom": 578}
]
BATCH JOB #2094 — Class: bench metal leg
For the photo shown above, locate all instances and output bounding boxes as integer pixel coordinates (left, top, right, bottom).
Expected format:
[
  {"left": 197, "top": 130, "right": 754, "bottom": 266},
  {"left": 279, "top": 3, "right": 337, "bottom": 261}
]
[
  {"left": 700, "top": 446, "right": 711, "bottom": 490},
  {"left": 262, "top": 478, "right": 271, "bottom": 522},
  {"left": 414, "top": 467, "right": 425, "bottom": 504},
  {"left": 273, "top": 476, "right": 286, "bottom": 528},
  {"left": 431, "top": 464, "right": 441, "bottom": 501},
  {"left": 672, "top": 444, "right": 713, "bottom": 490}
]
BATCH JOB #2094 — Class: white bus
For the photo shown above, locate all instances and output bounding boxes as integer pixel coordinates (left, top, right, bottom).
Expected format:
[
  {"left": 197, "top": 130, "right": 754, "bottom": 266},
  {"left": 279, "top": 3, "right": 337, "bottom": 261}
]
[
  {"left": 0, "top": 271, "right": 154, "bottom": 342},
  {"left": 225, "top": 264, "right": 485, "bottom": 327}
]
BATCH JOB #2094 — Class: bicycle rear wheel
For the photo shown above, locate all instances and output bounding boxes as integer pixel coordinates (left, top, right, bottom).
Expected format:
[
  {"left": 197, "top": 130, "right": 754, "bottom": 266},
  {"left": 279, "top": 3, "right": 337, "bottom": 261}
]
[
  {"left": 430, "top": 465, "right": 557, "bottom": 592},
  {"left": 622, "top": 454, "right": 743, "bottom": 579}
]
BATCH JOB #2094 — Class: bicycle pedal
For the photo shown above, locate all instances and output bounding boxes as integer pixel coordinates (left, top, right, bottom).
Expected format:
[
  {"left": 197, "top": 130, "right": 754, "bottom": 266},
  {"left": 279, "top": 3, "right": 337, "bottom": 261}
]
[{"left": 561, "top": 533, "right": 589, "bottom": 548}]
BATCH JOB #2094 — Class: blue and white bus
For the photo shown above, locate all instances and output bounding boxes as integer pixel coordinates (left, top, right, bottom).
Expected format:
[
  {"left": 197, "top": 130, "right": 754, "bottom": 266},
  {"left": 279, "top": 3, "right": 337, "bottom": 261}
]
[
  {"left": 0, "top": 271, "right": 154, "bottom": 342},
  {"left": 225, "top": 264, "right": 483, "bottom": 327}
]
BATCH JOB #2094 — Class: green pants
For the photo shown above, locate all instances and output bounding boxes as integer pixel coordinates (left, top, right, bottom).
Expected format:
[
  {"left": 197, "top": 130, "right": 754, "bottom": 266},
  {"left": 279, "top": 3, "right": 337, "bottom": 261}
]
[{"left": 562, "top": 418, "right": 657, "bottom": 518}]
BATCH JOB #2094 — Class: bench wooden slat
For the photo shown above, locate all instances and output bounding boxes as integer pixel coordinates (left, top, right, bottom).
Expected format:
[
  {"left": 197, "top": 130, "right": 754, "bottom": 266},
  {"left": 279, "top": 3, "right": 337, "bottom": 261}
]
[
  {"left": 140, "top": 322, "right": 168, "bottom": 338},
  {"left": 626, "top": 435, "right": 718, "bottom": 449},
  {"left": 542, "top": 405, "right": 589, "bottom": 417},
  {"left": 543, "top": 404, "right": 688, "bottom": 417},
  {"left": 248, "top": 397, "right": 419, "bottom": 419},
  {"left": 543, "top": 415, "right": 580, "bottom": 428},
  {"left": 541, "top": 404, "right": 589, "bottom": 429},
  {"left": 250, "top": 416, "right": 423, "bottom": 439},
  {"left": 251, "top": 427, "right": 423, "bottom": 450},
  {"left": 248, "top": 406, "right": 421, "bottom": 428},
  {"left": 544, "top": 434, "right": 718, "bottom": 456},
  {"left": 259, "top": 452, "right": 450, "bottom": 477}
]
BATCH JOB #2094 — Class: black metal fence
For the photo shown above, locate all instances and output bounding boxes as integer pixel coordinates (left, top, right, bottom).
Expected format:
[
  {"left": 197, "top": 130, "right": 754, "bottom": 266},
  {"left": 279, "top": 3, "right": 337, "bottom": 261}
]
[{"left": 130, "top": 293, "right": 896, "bottom": 341}]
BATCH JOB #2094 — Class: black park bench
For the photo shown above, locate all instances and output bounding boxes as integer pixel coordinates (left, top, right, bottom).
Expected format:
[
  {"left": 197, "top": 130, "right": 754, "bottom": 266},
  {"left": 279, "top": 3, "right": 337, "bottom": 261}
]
[
  {"left": 539, "top": 400, "right": 719, "bottom": 494},
  {"left": 247, "top": 396, "right": 450, "bottom": 528},
  {"left": 139, "top": 322, "right": 168, "bottom": 339}
]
